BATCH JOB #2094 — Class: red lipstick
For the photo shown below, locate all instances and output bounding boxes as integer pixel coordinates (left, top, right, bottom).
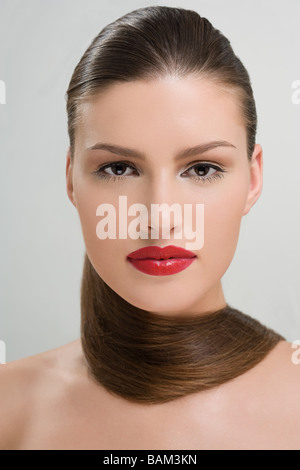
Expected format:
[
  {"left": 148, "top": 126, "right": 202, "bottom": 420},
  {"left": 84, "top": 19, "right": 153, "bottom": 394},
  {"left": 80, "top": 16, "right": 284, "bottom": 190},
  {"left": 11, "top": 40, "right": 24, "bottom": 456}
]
[{"left": 127, "top": 245, "right": 197, "bottom": 276}]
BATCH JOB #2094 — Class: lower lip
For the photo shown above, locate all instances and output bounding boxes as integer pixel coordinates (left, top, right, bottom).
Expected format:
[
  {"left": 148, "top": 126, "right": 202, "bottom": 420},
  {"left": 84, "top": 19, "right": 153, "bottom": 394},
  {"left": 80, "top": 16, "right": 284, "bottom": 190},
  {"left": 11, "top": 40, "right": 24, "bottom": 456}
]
[{"left": 127, "top": 257, "right": 196, "bottom": 276}]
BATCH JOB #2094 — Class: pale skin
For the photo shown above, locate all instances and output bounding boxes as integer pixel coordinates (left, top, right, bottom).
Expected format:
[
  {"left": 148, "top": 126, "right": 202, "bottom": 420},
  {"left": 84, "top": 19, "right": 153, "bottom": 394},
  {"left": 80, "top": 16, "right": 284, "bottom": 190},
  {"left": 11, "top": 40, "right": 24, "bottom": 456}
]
[{"left": 1, "top": 77, "right": 300, "bottom": 450}]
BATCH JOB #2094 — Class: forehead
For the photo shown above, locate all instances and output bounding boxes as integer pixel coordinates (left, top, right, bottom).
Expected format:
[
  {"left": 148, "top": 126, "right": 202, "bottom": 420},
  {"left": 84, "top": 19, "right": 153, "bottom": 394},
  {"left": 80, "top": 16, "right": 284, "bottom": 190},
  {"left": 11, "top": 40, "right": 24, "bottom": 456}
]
[{"left": 75, "top": 77, "right": 246, "bottom": 154}]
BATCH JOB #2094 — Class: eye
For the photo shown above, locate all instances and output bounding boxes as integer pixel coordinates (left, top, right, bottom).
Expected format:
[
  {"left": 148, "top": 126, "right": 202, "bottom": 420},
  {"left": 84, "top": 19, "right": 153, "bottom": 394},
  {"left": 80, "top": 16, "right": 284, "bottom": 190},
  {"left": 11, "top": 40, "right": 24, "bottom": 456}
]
[
  {"left": 93, "top": 162, "right": 138, "bottom": 182},
  {"left": 181, "top": 163, "right": 226, "bottom": 183},
  {"left": 93, "top": 161, "right": 226, "bottom": 183}
]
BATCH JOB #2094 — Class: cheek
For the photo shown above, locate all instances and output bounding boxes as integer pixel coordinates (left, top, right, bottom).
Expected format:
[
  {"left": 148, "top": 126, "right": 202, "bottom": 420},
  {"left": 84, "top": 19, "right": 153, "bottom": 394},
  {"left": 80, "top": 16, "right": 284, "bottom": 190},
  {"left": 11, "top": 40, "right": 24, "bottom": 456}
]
[
  {"left": 75, "top": 186, "right": 99, "bottom": 251},
  {"left": 202, "top": 178, "right": 249, "bottom": 269},
  {"left": 74, "top": 181, "right": 128, "bottom": 276}
]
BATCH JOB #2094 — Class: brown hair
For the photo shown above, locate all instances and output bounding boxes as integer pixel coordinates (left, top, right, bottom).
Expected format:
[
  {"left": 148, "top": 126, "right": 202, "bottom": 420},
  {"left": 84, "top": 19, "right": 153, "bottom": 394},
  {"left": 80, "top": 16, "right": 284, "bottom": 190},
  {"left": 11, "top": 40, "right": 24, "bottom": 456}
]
[
  {"left": 66, "top": 6, "right": 256, "bottom": 161},
  {"left": 66, "top": 6, "right": 284, "bottom": 404}
]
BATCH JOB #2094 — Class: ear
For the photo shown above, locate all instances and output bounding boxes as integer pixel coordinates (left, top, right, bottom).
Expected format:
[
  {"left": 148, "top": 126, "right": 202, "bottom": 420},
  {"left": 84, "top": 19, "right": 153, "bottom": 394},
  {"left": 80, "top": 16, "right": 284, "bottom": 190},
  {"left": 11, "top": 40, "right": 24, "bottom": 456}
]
[
  {"left": 243, "top": 144, "right": 263, "bottom": 216},
  {"left": 66, "top": 147, "right": 77, "bottom": 208}
]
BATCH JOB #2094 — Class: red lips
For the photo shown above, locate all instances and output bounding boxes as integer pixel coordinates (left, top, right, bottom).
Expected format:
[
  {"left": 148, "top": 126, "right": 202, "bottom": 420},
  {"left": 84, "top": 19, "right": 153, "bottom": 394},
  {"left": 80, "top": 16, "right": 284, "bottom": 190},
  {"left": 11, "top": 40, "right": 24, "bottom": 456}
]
[{"left": 127, "top": 245, "right": 196, "bottom": 276}]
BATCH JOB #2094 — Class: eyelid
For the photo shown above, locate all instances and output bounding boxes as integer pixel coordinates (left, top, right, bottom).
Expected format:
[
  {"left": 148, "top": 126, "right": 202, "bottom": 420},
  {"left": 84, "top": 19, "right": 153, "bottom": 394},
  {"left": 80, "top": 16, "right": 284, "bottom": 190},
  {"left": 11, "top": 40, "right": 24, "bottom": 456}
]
[
  {"left": 93, "top": 160, "right": 227, "bottom": 181},
  {"left": 182, "top": 160, "right": 226, "bottom": 172},
  {"left": 98, "top": 160, "right": 137, "bottom": 169},
  {"left": 94, "top": 160, "right": 140, "bottom": 175},
  {"left": 180, "top": 161, "right": 225, "bottom": 176},
  {"left": 96, "top": 159, "right": 225, "bottom": 172}
]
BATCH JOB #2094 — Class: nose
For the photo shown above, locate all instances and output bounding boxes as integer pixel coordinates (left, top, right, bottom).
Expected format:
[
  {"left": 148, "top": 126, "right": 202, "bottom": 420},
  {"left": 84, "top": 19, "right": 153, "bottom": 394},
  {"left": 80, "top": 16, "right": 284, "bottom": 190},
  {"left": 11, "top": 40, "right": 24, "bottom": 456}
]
[
  {"left": 147, "top": 203, "right": 180, "bottom": 240},
  {"left": 142, "top": 173, "right": 184, "bottom": 241}
]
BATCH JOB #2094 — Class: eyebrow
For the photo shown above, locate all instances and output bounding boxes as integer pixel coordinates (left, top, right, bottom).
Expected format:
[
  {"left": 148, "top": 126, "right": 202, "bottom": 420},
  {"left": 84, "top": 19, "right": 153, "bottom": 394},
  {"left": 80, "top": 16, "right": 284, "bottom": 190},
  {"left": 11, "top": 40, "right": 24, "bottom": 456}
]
[{"left": 86, "top": 140, "right": 237, "bottom": 161}]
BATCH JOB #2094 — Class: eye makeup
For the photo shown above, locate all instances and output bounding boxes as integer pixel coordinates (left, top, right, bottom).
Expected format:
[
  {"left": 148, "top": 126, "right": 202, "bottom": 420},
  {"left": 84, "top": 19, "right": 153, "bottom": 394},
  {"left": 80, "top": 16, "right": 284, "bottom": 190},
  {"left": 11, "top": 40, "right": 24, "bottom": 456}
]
[{"left": 92, "top": 161, "right": 227, "bottom": 184}]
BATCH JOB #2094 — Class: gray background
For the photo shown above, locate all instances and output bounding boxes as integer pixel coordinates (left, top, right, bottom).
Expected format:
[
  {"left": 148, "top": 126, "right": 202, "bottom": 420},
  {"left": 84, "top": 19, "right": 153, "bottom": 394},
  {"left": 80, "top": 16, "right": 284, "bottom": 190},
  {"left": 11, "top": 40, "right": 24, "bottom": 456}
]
[{"left": 0, "top": 0, "right": 299, "bottom": 362}]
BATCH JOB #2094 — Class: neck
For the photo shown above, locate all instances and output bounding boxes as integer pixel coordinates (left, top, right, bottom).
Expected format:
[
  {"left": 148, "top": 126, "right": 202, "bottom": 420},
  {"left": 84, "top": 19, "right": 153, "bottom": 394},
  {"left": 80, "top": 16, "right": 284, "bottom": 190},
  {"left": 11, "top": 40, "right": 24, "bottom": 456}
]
[{"left": 81, "top": 253, "right": 284, "bottom": 404}]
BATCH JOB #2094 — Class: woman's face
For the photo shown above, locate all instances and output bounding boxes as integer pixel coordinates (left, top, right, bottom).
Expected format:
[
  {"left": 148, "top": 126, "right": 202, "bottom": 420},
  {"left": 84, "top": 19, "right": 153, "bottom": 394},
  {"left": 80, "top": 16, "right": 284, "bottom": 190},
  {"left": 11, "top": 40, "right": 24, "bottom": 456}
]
[{"left": 66, "top": 77, "right": 262, "bottom": 316}]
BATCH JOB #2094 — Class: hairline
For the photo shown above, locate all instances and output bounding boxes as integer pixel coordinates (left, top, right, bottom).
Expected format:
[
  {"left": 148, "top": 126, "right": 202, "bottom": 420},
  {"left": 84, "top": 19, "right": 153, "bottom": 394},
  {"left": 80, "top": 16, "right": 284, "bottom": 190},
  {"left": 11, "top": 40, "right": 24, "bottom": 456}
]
[{"left": 69, "top": 73, "right": 251, "bottom": 162}]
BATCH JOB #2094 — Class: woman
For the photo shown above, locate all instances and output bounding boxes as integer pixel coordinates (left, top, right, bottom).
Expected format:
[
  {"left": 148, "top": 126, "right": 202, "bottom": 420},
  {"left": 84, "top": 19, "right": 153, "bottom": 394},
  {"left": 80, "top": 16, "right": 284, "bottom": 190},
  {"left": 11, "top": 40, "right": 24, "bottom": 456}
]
[{"left": 0, "top": 6, "right": 299, "bottom": 450}]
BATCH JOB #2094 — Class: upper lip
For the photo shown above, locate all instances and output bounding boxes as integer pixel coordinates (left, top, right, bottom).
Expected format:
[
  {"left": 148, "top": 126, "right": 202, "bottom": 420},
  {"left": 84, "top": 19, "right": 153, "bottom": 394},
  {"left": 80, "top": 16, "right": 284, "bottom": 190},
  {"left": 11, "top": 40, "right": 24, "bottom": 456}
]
[{"left": 127, "top": 245, "right": 197, "bottom": 260}]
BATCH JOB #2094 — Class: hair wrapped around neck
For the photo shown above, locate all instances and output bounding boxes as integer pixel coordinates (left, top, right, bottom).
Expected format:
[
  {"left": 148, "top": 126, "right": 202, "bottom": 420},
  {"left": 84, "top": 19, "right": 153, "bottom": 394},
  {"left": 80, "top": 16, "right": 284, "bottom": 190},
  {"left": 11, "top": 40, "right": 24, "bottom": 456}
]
[{"left": 80, "top": 253, "right": 284, "bottom": 404}]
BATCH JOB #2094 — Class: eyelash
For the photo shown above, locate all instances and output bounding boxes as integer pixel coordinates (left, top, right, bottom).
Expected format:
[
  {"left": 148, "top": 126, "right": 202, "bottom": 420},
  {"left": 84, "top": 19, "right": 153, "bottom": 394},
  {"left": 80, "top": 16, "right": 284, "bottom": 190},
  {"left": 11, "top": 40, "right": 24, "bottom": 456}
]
[{"left": 92, "top": 161, "right": 226, "bottom": 183}]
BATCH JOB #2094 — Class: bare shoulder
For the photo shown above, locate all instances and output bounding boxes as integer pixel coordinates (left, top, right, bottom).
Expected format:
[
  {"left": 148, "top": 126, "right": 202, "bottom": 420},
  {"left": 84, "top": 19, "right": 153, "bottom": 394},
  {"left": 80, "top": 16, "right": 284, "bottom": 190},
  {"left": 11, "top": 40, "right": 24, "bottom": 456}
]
[
  {"left": 0, "top": 339, "right": 84, "bottom": 450},
  {"left": 189, "top": 340, "right": 300, "bottom": 449},
  {"left": 265, "top": 339, "right": 300, "bottom": 402},
  {"left": 240, "top": 340, "right": 300, "bottom": 400},
  {"left": 234, "top": 339, "right": 300, "bottom": 426},
  {"left": 262, "top": 339, "right": 300, "bottom": 389}
]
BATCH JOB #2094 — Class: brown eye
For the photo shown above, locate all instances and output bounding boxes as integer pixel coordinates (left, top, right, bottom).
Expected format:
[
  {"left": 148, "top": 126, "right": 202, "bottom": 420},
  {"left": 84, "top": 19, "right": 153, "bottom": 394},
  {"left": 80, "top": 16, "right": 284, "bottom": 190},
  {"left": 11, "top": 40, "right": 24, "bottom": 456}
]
[
  {"left": 102, "top": 163, "right": 136, "bottom": 176},
  {"left": 93, "top": 162, "right": 138, "bottom": 181},
  {"left": 182, "top": 163, "right": 225, "bottom": 182},
  {"left": 190, "top": 164, "right": 216, "bottom": 177}
]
